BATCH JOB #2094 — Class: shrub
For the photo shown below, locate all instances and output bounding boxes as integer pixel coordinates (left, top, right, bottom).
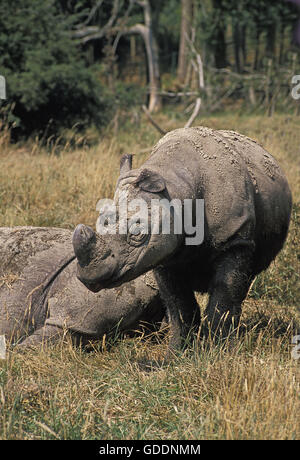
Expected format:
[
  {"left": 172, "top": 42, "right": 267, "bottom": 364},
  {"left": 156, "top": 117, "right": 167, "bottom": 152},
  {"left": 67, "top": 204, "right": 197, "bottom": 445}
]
[{"left": 0, "top": 0, "right": 112, "bottom": 139}]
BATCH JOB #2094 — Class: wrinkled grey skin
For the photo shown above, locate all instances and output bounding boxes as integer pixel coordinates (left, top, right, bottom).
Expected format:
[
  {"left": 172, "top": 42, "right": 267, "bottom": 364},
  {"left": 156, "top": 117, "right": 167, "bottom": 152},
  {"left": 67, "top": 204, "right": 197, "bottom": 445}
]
[
  {"left": 0, "top": 227, "right": 163, "bottom": 348},
  {"left": 73, "top": 127, "right": 292, "bottom": 352}
]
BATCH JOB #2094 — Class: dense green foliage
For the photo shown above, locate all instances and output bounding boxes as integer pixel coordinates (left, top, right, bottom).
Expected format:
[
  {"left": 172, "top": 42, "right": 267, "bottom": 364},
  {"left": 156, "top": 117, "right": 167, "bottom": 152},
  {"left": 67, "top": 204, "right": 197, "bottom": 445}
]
[
  {"left": 201, "top": 0, "right": 299, "bottom": 70},
  {"left": 0, "top": 0, "right": 299, "bottom": 138},
  {"left": 0, "top": 0, "right": 111, "bottom": 137}
]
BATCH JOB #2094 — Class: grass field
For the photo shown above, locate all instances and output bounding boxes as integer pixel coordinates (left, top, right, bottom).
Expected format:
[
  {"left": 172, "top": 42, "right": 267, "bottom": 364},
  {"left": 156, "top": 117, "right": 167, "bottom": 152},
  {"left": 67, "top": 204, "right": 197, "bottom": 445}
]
[{"left": 0, "top": 112, "right": 299, "bottom": 439}]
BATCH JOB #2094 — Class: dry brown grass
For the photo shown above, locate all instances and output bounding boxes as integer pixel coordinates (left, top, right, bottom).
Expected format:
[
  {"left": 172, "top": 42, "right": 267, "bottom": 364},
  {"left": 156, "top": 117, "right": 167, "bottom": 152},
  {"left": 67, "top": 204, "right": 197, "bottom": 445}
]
[{"left": 0, "top": 112, "right": 299, "bottom": 439}]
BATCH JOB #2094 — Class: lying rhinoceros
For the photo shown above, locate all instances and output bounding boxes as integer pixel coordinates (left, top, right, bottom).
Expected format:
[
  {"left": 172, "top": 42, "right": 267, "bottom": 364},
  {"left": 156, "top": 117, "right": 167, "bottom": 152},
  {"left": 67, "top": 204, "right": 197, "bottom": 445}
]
[
  {"left": 73, "top": 127, "right": 292, "bottom": 353},
  {"left": 0, "top": 227, "right": 163, "bottom": 348}
]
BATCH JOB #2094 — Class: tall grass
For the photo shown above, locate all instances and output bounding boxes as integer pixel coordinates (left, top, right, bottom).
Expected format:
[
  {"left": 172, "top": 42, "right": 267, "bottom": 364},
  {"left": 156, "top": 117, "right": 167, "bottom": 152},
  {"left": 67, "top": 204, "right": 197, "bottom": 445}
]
[{"left": 0, "top": 112, "right": 299, "bottom": 439}]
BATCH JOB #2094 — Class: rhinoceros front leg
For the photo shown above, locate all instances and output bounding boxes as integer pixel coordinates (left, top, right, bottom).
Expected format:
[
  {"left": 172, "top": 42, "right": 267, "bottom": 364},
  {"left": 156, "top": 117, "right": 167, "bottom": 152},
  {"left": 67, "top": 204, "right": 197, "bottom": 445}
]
[
  {"left": 154, "top": 267, "right": 201, "bottom": 357},
  {"left": 205, "top": 247, "right": 254, "bottom": 339},
  {"left": 16, "top": 324, "right": 64, "bottom": 349}
]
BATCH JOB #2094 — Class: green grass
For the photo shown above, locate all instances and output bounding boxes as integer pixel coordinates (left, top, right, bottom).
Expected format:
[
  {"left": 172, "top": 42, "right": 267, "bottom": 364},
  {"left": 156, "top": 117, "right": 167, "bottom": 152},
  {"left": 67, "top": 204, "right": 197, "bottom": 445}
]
[{"left": 0, "top": 111, "right": 299, "bottom": 439}]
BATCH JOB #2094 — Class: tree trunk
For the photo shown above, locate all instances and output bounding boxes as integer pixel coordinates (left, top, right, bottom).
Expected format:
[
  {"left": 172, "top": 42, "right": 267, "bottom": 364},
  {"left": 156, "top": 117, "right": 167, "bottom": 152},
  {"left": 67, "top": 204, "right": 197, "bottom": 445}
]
[
  {"left": 124, "top": 1, "right": 161, "bottom": 112},
  {"left": 279, "top": 23, "right": 285, "bottom": 65},
  {"left": 233, "top": 20, "right": 241, "bottom": 73},
  {"left": 240, "top": 24, "right": 247, "bottom": 68},
  {"left": 74, "top": 0, "right": 162, "bottom": 112},
  {"left": 177, "top": 0, "right": 194, "bottom": 85},
  {"left": 212, "top": 0, "right": 227, "bottom": 68},
  {"left": 130, "top": 35, "right": 137, "bottom": 61},
  {"left": 266, "top": 24, "right": 276, "bottom": 59},
  {"left": 147, "top": 30, "right": 162, "bottom": 112},
  {"left": 254, "top": 29, "right": 261, "bottom": 70}
]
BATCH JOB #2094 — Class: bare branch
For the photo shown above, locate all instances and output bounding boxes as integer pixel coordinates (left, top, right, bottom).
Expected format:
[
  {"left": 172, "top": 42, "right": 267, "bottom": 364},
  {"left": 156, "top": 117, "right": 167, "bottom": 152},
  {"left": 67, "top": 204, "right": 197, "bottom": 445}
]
[
  {"left": 103, "top": 0, "right": 120, "bottom": 28},
  {"left": 133, "top": 0, "right": 147, "bottom": 8},
  {"left": 159, "top": 91, "right": 199, "bottom": 98},
  {"left": 112, "top": 0, "right": 135, "bottom": 55},
  {"left": 74, "top": 0, "right": 121, "bottom": 44},
  {"left": 184, "top": 32, "right": 205, "bottom": 90},
  {"left": 119, "top": 23, "right": 147, "bottom": 38},
  {"left": 74, "top": 0, "right": 161, "bottom": 113},
  {"left": 210, "top": 84, "right": 238, "bottom": 112},
  {"left": 74, "top": 26, "right": 102, "bottom": 40},
  {"left": 184, "top": 97, "right": 201, "bottom": 128},
  {"left": 77, "top": 0, "right": 104, "bottom": 28},
  {"left": 142, "top": 105, "right": 166, "bottom": 135},
  {"left": 74, "top": 0, "right": 147, "bottom": 44},
  {"left": 195, "top": 54, "right": 205, "bottom": 90}
]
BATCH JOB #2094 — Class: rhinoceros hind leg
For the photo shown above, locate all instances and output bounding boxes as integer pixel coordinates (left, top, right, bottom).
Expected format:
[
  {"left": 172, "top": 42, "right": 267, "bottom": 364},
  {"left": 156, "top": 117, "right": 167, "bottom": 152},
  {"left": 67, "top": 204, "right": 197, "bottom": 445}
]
[{"left": 205, "top": 247, "right": 254, "bottom": 339}]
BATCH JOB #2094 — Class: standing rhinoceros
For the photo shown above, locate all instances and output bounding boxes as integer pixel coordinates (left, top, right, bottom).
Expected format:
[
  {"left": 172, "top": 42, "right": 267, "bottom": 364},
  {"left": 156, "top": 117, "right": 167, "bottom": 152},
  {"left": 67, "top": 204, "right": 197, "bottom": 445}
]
[
  {"left": 72, "top": 127, "right": 292, "bottom": 354},
  {"left": 0, "top": 227, "right": 164, "bottom": 348}
]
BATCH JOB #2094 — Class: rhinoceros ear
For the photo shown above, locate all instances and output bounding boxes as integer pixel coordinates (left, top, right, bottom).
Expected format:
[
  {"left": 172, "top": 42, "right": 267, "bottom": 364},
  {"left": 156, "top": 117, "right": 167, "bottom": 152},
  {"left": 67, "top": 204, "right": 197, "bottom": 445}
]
[
  {"left": 133, "top": 168, "right": 166, "bottom": 193},
  {"left": 120, "top": 154, "right": 133, "bottom": 175}
]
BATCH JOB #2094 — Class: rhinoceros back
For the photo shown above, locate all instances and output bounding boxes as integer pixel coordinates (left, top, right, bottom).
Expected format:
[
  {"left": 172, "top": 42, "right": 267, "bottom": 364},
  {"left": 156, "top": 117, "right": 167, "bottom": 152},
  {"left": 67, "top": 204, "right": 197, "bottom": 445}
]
[{"left": 216, "top": 130, "right": 292, "bottom": 271}]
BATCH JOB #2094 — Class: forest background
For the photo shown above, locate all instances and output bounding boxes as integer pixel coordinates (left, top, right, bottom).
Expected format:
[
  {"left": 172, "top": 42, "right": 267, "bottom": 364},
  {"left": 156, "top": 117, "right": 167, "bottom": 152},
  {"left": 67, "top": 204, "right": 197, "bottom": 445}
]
[{"left": 0, "top": 0, "right": 300, "bottom": 141}]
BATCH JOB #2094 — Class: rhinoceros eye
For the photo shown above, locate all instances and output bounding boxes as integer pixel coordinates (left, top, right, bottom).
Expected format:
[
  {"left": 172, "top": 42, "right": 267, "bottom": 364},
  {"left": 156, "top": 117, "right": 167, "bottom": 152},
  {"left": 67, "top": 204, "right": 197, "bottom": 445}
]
[{"left": 127, "top": 221, "right": 149, "bottom": 246}]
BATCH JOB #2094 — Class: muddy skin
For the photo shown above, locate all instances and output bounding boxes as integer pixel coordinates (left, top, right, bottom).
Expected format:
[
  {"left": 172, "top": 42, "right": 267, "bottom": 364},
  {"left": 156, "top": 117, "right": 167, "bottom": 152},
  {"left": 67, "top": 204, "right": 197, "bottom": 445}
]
[
  {"left": 73, "top": 127, "right": 292, "bottom": 355},
  {"left": 0, "top": 227, "right": 164, "bottom": 349}
]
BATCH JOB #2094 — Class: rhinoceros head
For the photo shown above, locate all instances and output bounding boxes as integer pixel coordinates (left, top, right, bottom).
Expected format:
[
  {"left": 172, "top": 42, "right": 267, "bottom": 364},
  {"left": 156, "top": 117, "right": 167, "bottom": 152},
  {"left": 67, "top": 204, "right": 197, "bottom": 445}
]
[{"left": 72, "top": 155, "right": 181, "bottom": 292}]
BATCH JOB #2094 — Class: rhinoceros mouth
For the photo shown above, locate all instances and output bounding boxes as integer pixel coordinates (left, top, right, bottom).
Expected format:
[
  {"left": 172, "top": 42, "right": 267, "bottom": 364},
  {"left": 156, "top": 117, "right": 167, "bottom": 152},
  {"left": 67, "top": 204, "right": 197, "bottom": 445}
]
[
  {"left": 81, "top": 279, "right": 106, "bottom": 293},
  {"left": 77, "top": 268, "right": 123, "bottom": 292},
  {"left": 78, "top": 264, "right": 136, "bottom": 292},
  {"left": 77, "top": 272, "right": 114, "bottom": 292}
]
